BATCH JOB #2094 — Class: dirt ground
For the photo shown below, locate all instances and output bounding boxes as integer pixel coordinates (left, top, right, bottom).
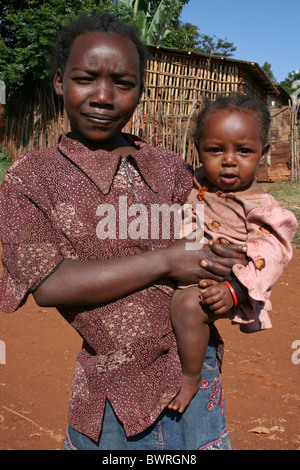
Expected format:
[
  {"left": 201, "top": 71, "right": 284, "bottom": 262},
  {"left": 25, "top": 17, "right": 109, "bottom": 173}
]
[{"left": 0, "top": 249, "right": 299, "bottom": 451}]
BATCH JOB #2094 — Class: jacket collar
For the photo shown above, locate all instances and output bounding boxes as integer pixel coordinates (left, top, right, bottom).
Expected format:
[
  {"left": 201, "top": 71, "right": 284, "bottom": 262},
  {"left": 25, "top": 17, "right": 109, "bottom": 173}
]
[{"left": 57, "top": 133, "right": 159, "bottom": 195}]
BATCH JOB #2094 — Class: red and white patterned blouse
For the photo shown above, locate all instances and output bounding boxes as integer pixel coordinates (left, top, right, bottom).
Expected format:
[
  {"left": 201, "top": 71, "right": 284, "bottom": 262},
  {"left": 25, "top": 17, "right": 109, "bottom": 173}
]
[{"left": 0, "top": 133, "right": 199, "bottom": 440}]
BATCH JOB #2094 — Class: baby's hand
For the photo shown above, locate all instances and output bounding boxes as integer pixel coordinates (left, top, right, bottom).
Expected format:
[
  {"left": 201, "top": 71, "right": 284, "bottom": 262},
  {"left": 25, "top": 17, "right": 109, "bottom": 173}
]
[
  {"left": 198, "top": 279, "right": 218, "bottom": 290},
  {"left": 200, "top": 281, "right": 234, "bottom": 315}
]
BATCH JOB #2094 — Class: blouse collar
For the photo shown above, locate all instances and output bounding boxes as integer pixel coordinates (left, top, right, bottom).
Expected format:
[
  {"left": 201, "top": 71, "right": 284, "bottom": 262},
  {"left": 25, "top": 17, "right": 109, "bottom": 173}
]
[{"left": 57, "top": 133, "right": 159, "bottom": 195}]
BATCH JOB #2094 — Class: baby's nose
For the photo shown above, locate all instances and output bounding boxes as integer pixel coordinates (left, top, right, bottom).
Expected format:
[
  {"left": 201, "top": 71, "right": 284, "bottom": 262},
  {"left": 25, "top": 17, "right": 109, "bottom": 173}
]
[{"left": 223, "top": 151, "right": 236, "bottom": 165}]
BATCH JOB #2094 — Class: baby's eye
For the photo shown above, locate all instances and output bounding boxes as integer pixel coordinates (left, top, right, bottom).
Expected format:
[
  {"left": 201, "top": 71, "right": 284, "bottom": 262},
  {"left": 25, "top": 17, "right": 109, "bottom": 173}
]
[
  {"left": 208, "top": 147, "right": 222, "bottom": 154},
  {"left": 239, "top": 148, "right": 252, "bottom": 154}
]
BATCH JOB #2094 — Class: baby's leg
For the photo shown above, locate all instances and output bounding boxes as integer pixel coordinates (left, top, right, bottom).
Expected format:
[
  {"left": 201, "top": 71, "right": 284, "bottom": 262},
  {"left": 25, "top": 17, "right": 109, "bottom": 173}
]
[{"left": 169, "top": 286, "right": 212, "bottom": 413}]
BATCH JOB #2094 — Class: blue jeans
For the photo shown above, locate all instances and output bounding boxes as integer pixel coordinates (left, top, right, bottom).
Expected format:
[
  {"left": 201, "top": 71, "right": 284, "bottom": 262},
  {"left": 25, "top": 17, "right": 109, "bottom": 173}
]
[{"left": 63, "top": 341, "right": 231, "bottom": 450}]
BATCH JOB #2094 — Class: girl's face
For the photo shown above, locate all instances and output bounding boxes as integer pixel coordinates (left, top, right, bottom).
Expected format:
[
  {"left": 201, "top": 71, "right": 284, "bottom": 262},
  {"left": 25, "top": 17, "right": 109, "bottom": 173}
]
[
  {"left": 54, "top": 32, "right": 141, "bottom": 149},
  {"left": 196, "top": 110, "right": 270, "bottom": 191}
]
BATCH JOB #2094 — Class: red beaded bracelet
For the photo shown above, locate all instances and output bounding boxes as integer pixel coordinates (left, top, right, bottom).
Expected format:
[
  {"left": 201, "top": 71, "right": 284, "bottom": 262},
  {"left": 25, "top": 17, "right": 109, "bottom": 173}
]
[{"left": 224, "top": 281, "right": 238, "bottom": 307}]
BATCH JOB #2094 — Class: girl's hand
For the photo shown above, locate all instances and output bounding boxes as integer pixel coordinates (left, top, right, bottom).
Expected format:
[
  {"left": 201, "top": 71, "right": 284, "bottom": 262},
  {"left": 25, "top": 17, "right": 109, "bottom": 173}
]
[
  {"left": 196, "top": 239, "right": 247, "bottom": 276},
  {"left": 165, "top": 237, "right": 247, "bottom": 285},
  {"left": 200, "top": 281, "right": 234, "bottom": 315},
  {"left": 208, "top": 238, "right": 248, "bottom": 266}
]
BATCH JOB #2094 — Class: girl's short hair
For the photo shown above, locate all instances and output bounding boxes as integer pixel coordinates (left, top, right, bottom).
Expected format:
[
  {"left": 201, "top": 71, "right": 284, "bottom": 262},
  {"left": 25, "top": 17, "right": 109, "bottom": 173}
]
[
  {"left": 51, "top": 13, "right": 148, "bottom": 94},
  {"left": 193, "top": 93, "right": 271, "bottom": 145}
]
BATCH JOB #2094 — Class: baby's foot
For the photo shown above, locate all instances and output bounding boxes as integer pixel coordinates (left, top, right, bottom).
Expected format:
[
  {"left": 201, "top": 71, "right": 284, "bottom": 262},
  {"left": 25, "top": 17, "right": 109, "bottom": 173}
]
[{"left": 168, "top": 373, "right": 202, "bottom": 413}]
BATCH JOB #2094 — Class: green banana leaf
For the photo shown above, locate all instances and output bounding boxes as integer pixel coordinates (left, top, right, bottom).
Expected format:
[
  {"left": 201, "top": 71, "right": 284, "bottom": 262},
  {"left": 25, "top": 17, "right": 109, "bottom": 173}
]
[{"left": 117, "top": 0, "right": 181, "bottom": 45}]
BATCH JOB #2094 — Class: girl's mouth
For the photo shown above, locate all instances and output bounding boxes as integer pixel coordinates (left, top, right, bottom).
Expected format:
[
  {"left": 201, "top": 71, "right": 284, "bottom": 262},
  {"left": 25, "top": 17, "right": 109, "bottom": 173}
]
[{"left": 83, "top": 113, "right": 117, "bottom": 125}]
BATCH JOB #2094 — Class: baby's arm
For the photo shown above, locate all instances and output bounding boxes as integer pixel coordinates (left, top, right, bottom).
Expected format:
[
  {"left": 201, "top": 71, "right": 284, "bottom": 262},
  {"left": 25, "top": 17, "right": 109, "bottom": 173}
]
[{"left": 231, "top": 200, "right": 298, "bottom": 308}]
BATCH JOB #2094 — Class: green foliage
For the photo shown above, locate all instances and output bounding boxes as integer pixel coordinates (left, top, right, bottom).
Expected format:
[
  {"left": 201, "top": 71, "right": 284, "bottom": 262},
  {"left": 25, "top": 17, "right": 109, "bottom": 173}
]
[
  {"left": 265, "top": 182, "right": 300, "bottom": 206},
  {"left": 162, "top": 21, "right": 199, "bottom": 50},
  {"left": 261, "top": 62, "right": 277, "bottom": 83},
  {"left": 195, "top": 33, "right": 236, "bottom": 57},
  {"left": 280, "top": 69, "right": 300, "bottom": 103},
  {"left": 288, "top": 207, "right": 300, "bottom": 245},
  {"left": 0, "top": 151, "right": 12, "bottom": 181},
  {"left": 0, "top": 0, "right": 134, "bottom": 92},
  {"left": 0, "top": 0, "right": 237, "bottom": 93},
  {"left": 265, "top": 182, "right": 300, "bottom": 246},
  {"left": 117, "top": 0, "right": 235, "bottom": 55},
  {"left": 162, "top": 22, "right": 236, "bottom": 56},
  {"left": 117, "top": 0, "right": 186, "bottom": 45}
]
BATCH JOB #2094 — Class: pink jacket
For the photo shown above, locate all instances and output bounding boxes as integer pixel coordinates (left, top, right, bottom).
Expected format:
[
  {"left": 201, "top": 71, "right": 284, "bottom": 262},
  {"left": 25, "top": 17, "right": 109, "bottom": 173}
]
[{"left": 185, "top": 169, "right": 298, "bottom": 331}]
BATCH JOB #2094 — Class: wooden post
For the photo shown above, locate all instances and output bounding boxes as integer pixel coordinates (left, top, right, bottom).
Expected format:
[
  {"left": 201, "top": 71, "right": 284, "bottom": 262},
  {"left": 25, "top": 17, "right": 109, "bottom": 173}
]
[{"left": 290, "top": 100, "right": 300, "bottom": 182}]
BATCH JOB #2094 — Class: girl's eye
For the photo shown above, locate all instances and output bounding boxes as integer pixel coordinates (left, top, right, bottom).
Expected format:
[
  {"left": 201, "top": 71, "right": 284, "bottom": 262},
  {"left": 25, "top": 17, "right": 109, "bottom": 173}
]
[
  {"left": 72, "top": 76, "right": 93, "bottom": 84},
  {"left": 115, "top": 80, "right": 135, "bottom": 89}
]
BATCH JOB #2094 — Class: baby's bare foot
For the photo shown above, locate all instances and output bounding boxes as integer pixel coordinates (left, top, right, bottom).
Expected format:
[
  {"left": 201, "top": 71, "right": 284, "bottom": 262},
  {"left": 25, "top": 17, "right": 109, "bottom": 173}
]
[{"left": 168, "top": 373, "right": 202, "bottom": 413}]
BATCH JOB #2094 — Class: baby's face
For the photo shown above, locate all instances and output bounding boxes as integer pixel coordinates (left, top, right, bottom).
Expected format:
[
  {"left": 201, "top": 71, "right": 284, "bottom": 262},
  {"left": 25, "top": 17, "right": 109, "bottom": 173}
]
[
  {"left": 54, "top": 32, "right": 141, "bottom": 147},
  {"left": 196, "top": 110, "right": 270, "bottom": 191}
]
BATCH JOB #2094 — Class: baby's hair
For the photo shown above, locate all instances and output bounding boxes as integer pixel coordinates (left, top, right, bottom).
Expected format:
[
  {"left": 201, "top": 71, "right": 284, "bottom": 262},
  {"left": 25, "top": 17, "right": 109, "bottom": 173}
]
[
  {"left": 193, "top": 93, "right": 271, "bottom": 145},
  {"left": 51, "top": 13, "right": 148, "bottom": 94}
]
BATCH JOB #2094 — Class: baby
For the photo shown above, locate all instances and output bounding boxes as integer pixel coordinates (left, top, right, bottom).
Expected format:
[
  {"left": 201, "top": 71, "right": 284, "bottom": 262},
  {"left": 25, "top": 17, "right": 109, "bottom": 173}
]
[{"left": 169, "top": 93, "right": 298, "bottom": 413}]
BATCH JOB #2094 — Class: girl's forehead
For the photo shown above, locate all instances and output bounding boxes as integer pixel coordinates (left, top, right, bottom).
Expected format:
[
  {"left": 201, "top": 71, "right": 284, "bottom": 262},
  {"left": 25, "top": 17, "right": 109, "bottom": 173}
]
[
  {"left": 67, "top": 32, "right": 139, "bottom": 65},
  {"left": 72, "top": 31, "right": 119, "bottom": 47}
]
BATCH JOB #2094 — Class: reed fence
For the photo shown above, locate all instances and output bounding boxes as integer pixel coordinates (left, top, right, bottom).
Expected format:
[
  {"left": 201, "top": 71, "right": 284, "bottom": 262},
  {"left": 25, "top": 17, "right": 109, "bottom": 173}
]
[{"left": 0, "top": 47, "right": 282, "bottom": 168}]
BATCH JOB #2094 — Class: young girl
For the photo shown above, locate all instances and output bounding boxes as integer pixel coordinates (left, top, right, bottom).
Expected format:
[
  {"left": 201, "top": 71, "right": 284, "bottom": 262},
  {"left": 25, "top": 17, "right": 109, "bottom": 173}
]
[
  {"left": 168, "top": 94, "right": 298, "bottom": 413},
  {"left": 0, "top": 14, "right": 247, "bottom": 450}
]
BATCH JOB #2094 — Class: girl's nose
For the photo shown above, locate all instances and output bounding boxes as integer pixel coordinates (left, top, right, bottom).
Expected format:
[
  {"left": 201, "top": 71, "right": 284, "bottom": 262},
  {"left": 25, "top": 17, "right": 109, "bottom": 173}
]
[{"left": 89, "top": 81, "right": 114, "bottom": 107}]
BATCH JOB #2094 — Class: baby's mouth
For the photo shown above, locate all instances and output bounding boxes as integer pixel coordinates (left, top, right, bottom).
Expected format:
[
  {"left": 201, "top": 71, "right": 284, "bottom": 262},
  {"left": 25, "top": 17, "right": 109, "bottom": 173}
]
[{"left": 220, "top": 174, "right": 238, "bottom": 184}]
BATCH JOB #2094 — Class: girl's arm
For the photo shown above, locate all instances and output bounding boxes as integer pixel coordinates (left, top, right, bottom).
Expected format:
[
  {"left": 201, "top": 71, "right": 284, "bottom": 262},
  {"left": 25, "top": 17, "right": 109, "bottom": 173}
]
[{"left": 33, "top": 239, "right": 247, "bottom": 308}]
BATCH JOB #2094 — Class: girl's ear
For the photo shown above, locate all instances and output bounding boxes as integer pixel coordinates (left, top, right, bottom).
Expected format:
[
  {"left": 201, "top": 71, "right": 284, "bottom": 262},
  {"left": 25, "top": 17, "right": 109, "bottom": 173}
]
[
  {"left": 137, "top": 83, "right": 145, "bottom": 104},
  {"left": 260, "top": 142, "right": 270, "bottom": 164},
  {"left": 53, "top": 69, "right": 63, "bottom": 96}
]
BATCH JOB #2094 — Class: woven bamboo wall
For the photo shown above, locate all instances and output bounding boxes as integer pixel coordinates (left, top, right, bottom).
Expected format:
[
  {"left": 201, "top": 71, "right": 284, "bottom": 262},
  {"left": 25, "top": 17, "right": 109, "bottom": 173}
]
[
  {"left": 124, "top": 48, "right": 265, "bottom": 166},
  {"left": 0, "top": 48, "right": 267, "bottom": 165}
]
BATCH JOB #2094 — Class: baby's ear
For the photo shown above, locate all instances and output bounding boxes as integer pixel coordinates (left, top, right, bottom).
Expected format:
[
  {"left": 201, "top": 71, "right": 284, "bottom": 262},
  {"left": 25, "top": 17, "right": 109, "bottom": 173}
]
[
  {"left": 260, "top": 142, "right": 270, "bottom": 164},
  {"left": 194, "top": 139, "right": 200, "bottom": 155}
]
